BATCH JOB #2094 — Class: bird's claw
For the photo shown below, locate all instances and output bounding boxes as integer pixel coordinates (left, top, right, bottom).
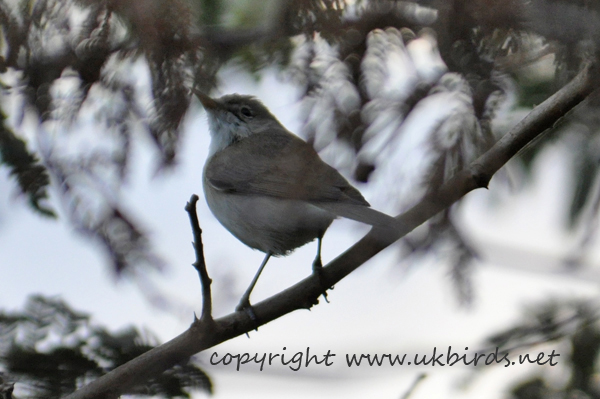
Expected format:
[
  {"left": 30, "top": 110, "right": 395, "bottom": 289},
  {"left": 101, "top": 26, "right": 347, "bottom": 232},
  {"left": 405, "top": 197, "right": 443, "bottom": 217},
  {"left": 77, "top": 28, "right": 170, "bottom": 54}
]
[
  {"left": 236, "top": 299, "right": 258, "bottom": 323},
  {"left": 312, "top": 264, "right": 334, "bottom": 303}
]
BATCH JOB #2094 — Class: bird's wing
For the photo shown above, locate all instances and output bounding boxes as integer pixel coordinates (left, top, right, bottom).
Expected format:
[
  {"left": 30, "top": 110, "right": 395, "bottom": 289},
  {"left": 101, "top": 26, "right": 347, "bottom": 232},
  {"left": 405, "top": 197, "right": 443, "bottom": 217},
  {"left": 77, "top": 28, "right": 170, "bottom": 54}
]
[{"left": 205, "top": 131, "right": 369, "bottom": 206}]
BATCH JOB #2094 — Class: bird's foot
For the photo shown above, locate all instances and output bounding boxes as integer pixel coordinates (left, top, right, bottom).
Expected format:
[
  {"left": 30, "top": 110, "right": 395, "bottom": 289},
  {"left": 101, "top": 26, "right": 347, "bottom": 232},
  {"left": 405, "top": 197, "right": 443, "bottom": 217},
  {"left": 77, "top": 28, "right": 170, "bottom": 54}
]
[{"left": 236, "top": 297, "right": 258, "bottom": 325}]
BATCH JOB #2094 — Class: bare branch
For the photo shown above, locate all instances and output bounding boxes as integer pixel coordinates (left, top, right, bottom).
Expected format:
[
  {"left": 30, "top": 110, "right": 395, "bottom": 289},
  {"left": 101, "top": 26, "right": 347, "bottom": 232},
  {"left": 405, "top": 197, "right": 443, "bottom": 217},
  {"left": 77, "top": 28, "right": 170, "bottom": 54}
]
[
  {"left": 64, "top": 63, "right": 597, "bottom": 399},
  {"left": 185, "top": 194, "right": 214, "bottom": 325}
]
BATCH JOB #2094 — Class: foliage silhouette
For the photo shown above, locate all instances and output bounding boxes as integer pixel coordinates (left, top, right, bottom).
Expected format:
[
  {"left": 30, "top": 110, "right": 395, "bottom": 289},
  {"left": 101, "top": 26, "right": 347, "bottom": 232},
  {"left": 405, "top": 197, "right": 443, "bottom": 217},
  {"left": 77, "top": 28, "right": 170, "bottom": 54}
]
[{"left": 0, "top": 295, "right": 211, "bottom": 398}]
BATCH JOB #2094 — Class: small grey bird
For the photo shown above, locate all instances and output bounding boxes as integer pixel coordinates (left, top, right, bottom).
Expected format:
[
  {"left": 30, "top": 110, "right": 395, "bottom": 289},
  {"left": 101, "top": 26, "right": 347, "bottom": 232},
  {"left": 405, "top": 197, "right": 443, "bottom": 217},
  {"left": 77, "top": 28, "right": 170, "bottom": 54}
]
[{"left": 194, "top": 90, "right": 399, "bottom": 312}]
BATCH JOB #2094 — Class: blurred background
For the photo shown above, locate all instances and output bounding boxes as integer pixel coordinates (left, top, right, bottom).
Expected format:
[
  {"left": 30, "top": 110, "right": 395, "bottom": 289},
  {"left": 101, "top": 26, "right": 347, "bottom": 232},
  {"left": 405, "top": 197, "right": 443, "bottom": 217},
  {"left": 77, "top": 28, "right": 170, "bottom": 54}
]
[{"left": 2, "top": 0, "right": 600, "bottom": 398}]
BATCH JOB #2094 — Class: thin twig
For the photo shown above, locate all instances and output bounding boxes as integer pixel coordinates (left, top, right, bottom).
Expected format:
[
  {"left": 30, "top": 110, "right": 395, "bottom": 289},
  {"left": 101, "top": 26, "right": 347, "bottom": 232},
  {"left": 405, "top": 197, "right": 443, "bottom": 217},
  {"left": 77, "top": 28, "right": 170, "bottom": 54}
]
[
  {"left": 400, "top": 373, "right": 427, "bottom": 399},
  {"left": 185, "top": 194, "right": 214, "bottom": 325}
]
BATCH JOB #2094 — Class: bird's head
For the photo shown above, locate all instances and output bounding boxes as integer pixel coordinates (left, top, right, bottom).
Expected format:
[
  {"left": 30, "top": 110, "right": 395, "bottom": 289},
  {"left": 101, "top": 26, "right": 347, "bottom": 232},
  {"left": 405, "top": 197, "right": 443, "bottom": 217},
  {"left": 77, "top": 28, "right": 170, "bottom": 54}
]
[{"left": 193, "top": 90, "right": 285, "bottom": 155}]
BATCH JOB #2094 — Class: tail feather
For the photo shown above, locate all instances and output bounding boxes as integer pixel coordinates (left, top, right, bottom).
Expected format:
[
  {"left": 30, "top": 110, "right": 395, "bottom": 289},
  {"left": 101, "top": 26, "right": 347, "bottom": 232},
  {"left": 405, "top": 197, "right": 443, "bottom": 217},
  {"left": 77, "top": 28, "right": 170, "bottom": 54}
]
[{"left": 314, "top": 202, "right": 401, "bottom": 231}]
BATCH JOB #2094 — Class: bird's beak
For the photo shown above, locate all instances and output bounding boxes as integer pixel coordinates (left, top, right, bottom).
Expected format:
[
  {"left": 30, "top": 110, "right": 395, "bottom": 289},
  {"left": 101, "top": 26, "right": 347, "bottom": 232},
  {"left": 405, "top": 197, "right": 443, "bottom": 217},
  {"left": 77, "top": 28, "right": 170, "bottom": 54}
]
[{"left": 192, "top": 88, "right": 220, "bottom": 111}]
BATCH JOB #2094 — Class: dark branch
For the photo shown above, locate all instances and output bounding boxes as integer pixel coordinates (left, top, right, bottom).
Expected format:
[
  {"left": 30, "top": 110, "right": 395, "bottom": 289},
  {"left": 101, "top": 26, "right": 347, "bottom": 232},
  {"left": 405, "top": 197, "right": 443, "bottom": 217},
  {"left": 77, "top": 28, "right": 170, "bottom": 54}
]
[
  {"left": 185, "top": 194, "right": 214, "bottom": 325},
  {"left": 64, "top": 63, "right": 597, "bottom": 399}
]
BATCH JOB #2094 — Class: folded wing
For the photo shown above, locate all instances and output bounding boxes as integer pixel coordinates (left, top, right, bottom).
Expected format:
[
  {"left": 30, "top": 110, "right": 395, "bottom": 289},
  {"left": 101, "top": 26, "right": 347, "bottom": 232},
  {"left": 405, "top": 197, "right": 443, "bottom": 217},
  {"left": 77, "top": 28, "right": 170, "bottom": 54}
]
[{"left": 205, "top": 130, "right": 369, "bottom": 206}]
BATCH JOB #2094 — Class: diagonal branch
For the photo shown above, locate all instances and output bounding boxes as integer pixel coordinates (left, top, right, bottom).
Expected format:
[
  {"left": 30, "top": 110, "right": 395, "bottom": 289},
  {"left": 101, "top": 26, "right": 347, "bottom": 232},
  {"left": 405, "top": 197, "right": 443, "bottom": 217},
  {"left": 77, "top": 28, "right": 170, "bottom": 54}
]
[{"left": 64, "top": 63, "right": 597, "bottom": 399}]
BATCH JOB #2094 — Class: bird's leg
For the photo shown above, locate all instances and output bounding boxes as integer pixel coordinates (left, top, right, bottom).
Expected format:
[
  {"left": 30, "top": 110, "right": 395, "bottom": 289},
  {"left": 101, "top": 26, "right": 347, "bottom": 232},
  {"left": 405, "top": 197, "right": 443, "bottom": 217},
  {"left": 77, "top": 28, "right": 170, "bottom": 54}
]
[
  {"left": 312, "top": 234, "right": 324, "bottom": 273},
  {"left": 312, "top": 233, "right": 332, "bottom": 303},
  {"left": 236, "top": 252, "right": 272, "bottom": 320}
]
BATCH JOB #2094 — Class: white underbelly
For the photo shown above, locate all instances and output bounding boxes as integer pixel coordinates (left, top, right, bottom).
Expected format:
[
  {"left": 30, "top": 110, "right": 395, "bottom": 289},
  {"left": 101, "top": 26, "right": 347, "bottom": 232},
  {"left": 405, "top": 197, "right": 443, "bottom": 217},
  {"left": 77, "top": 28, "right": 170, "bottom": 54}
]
[{"left": 203, "top": 181, "right": 335, "bottom": 255}]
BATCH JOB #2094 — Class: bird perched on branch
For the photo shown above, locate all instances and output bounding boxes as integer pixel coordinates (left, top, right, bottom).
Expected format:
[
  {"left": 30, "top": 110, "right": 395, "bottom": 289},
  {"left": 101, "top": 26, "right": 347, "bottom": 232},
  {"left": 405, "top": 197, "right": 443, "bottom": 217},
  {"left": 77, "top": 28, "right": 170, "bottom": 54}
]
[{"left": 194, "top": 90, "right": 400, "bottom": 314}]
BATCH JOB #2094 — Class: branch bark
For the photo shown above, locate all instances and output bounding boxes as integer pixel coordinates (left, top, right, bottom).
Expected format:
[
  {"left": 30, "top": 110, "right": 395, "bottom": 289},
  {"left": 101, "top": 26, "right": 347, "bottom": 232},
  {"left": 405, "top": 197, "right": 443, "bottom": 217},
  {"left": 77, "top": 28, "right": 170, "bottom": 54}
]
[{"left": 64, "top": 63, "right": 597, "bottom": 399}]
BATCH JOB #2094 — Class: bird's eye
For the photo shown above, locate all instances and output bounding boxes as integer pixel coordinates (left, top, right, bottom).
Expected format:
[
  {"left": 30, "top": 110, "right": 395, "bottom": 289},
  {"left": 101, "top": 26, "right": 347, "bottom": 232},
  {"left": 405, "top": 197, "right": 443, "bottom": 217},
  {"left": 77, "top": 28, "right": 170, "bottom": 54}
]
[{"left": 240, "top": 106, "right": 253, "bottom": 118}]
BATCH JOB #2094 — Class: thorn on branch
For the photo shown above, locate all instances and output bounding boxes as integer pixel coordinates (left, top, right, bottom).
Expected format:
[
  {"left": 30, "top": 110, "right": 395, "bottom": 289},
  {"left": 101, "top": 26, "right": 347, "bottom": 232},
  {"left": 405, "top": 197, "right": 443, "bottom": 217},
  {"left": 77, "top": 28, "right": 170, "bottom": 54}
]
[
  {"left": 185, "top": 194, "right": 214, "bottom": 326},
  {"left": 470, "top": 164, "right": 491, "bottom": 189}
]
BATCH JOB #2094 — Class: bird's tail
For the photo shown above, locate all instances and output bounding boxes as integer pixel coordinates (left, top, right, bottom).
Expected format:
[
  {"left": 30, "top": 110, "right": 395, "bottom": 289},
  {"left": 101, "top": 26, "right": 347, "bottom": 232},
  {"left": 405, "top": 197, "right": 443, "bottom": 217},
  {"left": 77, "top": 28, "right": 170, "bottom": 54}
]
[{"left": 315, "top": 202, "right": 404, "bottom": 233}]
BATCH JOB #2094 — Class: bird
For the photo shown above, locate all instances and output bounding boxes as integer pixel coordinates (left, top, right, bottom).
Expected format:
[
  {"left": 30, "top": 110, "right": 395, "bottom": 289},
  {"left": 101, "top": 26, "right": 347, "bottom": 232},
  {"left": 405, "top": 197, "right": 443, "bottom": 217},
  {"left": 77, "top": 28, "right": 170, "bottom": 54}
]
[{"left": 194, "top": 90, "right": 400, "bottom": 314}]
